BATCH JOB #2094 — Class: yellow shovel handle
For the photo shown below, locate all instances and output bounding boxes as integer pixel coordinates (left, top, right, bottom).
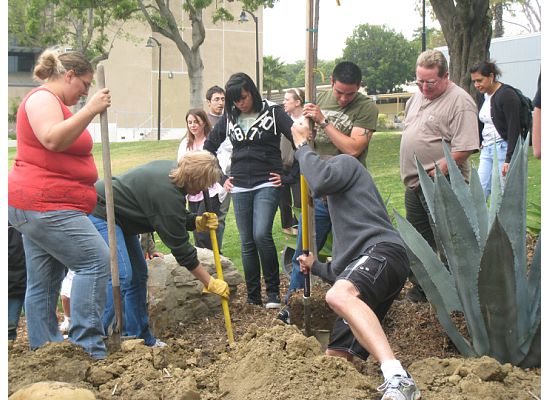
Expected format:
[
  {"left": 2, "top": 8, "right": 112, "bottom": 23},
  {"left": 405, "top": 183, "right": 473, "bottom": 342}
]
[{"left": 209, "top": 228, "right": 234, "bottom": 344}]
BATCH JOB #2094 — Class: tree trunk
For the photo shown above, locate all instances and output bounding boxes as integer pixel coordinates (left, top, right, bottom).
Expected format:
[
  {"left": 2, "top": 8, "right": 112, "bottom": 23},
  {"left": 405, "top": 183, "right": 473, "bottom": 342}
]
[
  {"left": 430, "top": 0, "right": 492, "bottom": 97},
  {"left": 187, "top": 50, "right": 204, "bottom": 109},
  {"left": 492, "top": 2, "right": 504, "bottom": 38}
]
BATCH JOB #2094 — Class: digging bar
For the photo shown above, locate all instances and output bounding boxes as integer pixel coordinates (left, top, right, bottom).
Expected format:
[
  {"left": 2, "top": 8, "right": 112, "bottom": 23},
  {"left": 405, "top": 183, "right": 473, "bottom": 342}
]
[
  {"left": 203, "top": 190, "right": 234, "bottom": 344},
  {"left": 97, "top": 64, "right": 123, "bottom": 350}
]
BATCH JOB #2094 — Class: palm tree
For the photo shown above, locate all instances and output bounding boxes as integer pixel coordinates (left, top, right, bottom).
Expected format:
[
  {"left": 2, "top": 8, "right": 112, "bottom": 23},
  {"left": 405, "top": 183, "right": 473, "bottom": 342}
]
[{"left": 263, "top": 56, "right": 287, "bottom": 100}]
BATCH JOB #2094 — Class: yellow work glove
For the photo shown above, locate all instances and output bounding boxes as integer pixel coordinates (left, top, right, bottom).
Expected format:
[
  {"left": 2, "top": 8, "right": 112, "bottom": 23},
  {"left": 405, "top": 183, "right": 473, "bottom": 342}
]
[
  {"left": 202, "top": 276, "right": 229, "bottom": 299},
  {"left": 195, "top": 212, "right": 218, "bottom": 232}
]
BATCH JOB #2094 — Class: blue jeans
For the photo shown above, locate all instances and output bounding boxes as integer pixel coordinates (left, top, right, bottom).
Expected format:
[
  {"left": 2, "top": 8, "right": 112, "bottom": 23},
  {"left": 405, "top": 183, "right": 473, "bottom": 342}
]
[
  {"left": 288, "top": 198, "right": 332, "bottom": 294},
  {"left": 232, "top": 187, "right": 281, "bottom": 302},
  {"left": 8, "top": 206, "right": 110, "bottom": 359},
  {"left": 478, "top": 140, "right": 507, "bottom": 199},
  {"left": 88, "top": 215, "right": 156, "bottom": 346},
  {"left": 8, "top": 295, "right": 25, "bottom": 340}
]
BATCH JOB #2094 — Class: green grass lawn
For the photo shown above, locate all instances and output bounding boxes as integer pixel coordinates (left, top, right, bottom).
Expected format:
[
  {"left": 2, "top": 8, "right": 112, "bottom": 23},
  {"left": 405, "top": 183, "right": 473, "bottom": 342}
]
[{"left": 8, "top": 133, "right": 541, "bottom": 274}]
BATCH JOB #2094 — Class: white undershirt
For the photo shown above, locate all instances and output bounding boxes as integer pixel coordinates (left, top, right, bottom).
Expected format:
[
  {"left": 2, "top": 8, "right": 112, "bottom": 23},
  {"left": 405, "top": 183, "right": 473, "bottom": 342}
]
[{"left": 479, "top": 93, "right": 502, "bottom": 147}]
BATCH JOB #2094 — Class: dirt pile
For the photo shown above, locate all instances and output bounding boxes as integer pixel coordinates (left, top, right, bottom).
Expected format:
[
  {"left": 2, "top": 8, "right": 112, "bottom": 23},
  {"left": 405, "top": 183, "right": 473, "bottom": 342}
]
[{"left": 8, "top": 278, "right": 541, "bottom": 399}]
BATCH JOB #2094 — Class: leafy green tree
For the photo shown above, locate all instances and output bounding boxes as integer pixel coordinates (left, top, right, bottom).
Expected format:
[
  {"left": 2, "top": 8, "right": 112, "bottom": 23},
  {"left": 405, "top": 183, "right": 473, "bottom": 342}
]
[
  {"left": 262, "top": 55, "right": 286, "bottom": 99},
  {"left": 8, "top": 0, "right": 139, "bottom": 64},
  {"left": 412, "top": 27, "right": 446, "bottom": 51},
  {"left": 282, "top": 59, "right": 334, "bottom": 89},
  {"left": 341, "top": 24, "right": 416, "bottom": 94},
  {"left": 282, "top": 60, "right": 305, "bottom": 88},
  {"left": 137, "top": 0, "right": 280, "bottom": 108}
]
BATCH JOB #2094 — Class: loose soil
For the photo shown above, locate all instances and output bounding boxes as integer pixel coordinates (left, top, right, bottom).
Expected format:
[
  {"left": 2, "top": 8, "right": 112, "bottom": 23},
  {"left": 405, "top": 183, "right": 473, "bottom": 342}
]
[{"left": 8, "top": 276, "right": 540, "bottom": 399}]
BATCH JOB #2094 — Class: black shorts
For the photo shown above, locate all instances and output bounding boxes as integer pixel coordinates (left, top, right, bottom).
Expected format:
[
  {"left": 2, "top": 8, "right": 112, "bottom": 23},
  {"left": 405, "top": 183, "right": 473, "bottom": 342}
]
[{"left": 328, "top": 242, "right": 409, "bottom": 360}]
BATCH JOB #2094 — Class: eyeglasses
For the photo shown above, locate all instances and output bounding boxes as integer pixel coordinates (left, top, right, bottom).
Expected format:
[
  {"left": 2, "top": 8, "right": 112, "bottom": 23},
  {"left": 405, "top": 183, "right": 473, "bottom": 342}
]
[
  {"left": 415, "top": 79, "right": 441, "bottom": 89},
  {"left": 76, "top": 76, "right": 92, "bottom": 91}
]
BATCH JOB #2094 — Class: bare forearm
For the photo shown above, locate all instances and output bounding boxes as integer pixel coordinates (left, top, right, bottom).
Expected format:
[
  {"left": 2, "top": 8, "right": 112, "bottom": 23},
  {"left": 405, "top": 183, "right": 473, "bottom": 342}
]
[
  {"left": 190, "top": 263, "right": 211, "bottom": 286},
  {"left": 429, "top": 150, "right": 473, "bottom": 177},
  {"left": 324, "top": 125, "right": 371, "bottom": 158}
]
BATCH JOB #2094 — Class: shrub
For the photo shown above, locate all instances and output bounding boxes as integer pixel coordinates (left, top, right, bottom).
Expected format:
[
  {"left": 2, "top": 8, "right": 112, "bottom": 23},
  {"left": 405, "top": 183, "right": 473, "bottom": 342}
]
[{"left": 395, "top": 137, "right": 540, "bottom": 367}]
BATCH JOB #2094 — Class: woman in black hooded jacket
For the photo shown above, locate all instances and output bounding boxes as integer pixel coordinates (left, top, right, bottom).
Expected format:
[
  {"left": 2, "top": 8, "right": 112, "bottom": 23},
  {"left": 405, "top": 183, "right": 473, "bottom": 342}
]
[{"left": 204, "top": 72, "right": 294, "bottom": 308}]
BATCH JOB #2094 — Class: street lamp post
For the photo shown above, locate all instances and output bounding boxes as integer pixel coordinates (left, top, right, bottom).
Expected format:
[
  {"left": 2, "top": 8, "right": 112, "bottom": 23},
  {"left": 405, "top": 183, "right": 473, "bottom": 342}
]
[
  {"left": 239, "top": 10, "right": 260, "bottom": 90},
  {"left": 146, "top": 36, "right": 162, "bottom": 141},
  {"left": 422, "top": 0, "right": 427, "bottom": 51}
]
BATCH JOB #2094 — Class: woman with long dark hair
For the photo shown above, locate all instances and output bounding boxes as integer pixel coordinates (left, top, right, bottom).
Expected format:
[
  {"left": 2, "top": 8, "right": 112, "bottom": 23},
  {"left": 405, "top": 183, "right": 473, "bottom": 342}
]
[
  {"left": 470, "top": 61, "right": 522, "bottom": 198},
  {"left": 204, "top": 73, "right": 294, "bottom": 308}
]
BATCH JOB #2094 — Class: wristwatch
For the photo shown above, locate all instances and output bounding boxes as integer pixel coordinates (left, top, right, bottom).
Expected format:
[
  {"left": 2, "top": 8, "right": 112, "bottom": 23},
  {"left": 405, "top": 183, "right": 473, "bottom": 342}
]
[
  {"left": 319, "top": 119, "right": 330, "bottom": 129},
  {"left": 296, "top": 140, "right": 309, "bottom": 149}
]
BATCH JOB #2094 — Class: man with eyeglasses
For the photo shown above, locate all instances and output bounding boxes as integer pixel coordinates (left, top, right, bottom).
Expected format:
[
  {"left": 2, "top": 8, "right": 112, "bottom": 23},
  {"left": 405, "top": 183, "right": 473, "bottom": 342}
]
[
  {"left": 399, "top": 49, "right": 479, "bottom": 303},
  {"left": 205, "top": 85, "right": 232, "bottom": 252},
  {"left": 285, "top": 61, "right": 379, "bottom": 302}
]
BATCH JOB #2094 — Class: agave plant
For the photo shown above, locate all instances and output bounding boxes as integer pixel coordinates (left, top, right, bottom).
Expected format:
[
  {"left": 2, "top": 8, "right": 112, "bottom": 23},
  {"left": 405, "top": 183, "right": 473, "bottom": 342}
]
[{"left": 394, "top": 136, "right": 540, "bottom": 368}]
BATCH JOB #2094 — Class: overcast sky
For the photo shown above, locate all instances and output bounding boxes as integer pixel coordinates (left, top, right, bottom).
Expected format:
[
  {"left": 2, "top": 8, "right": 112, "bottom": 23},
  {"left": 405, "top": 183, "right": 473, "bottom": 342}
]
[{"left": 263, "top": 0, "right": 532, "bottom": 63}]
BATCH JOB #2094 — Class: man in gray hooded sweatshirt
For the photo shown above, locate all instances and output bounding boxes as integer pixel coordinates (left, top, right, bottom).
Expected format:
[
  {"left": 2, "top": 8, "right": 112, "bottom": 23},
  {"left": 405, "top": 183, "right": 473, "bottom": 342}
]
[{"left": 291, "top": 119, "right": 420, "bottom": 400}]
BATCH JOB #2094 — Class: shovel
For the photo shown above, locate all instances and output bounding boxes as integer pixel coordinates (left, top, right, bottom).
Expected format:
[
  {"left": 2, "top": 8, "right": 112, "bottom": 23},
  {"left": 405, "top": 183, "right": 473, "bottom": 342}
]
[
  {"left": 97, "top": 64, "right": 123, "bottom": 351},
  {"left": 203, "top": 190, "right": 234, "bottom": 345},
  {"left": 300, "top": 175, "right": 312, "bottom": 337}
]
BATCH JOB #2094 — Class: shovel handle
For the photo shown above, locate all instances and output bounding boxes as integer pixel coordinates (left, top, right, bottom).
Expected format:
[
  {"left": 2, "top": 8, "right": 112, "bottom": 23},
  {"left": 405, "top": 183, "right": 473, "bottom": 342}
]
[{"left": 203, "top": 190, "right": 234, "bottom": 344}]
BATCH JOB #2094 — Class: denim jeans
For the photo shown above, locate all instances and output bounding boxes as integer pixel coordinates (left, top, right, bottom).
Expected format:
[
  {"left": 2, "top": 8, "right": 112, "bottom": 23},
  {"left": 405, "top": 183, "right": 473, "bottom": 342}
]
[
  {"left": 88, "top": 215, "right": 156, "bottom": 346},
  {"left": 8, "top": 295, "right": 25, "bottom": 340},
  {"left": 232, "top": 187, "right": 281, "bottom": 302},
  {"left": 8, "top": 206, "right": 110, "bottom": 359},
  {"left": 288, "top": 198, "right": 332, "bottom": 294},
  {"left": 478, "top": 141, "right": 507, "bottom": 199}
]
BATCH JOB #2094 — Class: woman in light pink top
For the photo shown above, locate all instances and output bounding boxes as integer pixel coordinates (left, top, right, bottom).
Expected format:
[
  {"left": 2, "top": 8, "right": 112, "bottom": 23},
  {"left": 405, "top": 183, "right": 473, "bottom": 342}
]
[{"left": 177, "top": 109, "right": 226, "bottom": 250}]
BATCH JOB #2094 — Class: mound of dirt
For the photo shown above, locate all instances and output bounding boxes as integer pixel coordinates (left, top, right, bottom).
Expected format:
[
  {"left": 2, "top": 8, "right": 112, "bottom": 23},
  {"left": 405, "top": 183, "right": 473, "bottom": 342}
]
[{"left": 8, "top": 278, "right": 540, "bottom": 399}]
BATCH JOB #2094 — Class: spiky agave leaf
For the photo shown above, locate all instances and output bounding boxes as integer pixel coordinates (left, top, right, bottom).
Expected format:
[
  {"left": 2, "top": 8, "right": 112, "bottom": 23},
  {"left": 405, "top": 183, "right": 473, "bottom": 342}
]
[
  {"left": 497, "top": 135, "right": 530, "bottom": 344},
  {"left": 394, "top": 211, "right": 475, "bottom": 357},
  {"left": 415, "top": 155, "right": 435, "bottom": 217},
  {"left": 442, "top": 142, "right": 481, "bottom": 245},
  {"left": 488, "top": 143, "right": 503, "bottom": 227},
  {"left": 469, "top": 166, "right": 489, "bottom": 248},
  {"left": 394, "top": 211, "right": 462, "bottom": 314},
  {"left": 478, "top": 216, "right": 521, "bottom": 364},
  {"left": 518, "top": 234, "right": 541, "bottom": 367},
  {"left": 431, "top": 166, "right": 489, "bottom": 355}
]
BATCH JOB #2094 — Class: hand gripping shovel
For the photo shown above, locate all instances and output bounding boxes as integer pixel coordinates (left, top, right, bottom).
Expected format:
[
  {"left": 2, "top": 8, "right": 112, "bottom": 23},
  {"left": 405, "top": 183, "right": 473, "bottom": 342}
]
[
  {"left": 203, "top": 191, "right": 234, "bottom": 345},
  {"left": 97, "top": 65, "right": 123, "bottom": 351}
]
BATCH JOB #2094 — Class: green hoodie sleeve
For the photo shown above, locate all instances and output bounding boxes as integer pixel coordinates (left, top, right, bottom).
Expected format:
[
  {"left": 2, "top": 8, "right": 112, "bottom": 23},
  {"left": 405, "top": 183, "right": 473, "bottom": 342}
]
[{"left": 151, "top": 207, "right": 200, "bottom": 271}]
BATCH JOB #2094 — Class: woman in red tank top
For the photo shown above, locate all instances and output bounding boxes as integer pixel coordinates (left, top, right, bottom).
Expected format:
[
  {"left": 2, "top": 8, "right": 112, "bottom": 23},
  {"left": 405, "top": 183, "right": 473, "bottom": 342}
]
[{"left": 8, "top": 47, "right": 112, "bottom": 359}]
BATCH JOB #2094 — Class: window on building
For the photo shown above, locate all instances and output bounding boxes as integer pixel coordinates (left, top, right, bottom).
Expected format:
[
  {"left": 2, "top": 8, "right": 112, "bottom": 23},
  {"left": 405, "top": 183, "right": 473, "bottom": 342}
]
[{"left": 8, "top": 52, "right": 35, "bottom": 73}]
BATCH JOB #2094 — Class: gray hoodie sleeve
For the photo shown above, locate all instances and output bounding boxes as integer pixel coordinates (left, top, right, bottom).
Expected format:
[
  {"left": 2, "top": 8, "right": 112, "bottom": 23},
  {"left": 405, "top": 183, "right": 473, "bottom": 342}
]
[
  {"left": 311, "top": 259, "right": 338, "bottom": 284},
  {"left": 294, "top": 145, "right": 357, "bottom": 197}
]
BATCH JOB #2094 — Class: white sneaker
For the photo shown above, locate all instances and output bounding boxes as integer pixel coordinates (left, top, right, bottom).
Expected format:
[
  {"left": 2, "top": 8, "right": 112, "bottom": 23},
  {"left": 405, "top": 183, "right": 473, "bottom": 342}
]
[
  {"left": 152, "top": 339, "right": 167, "bottom": 348},
  {"left": 59, "top": 317, "right": 70, "bottom": 334},
  {"left": 378, "top": 374, "right": 421, "bottom": 400}
]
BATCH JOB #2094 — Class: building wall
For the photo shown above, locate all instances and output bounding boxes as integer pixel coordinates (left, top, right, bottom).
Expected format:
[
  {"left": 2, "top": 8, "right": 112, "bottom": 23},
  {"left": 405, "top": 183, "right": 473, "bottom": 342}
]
[{"left": 7, "top": 1, "right": 262, "bottom": 141}]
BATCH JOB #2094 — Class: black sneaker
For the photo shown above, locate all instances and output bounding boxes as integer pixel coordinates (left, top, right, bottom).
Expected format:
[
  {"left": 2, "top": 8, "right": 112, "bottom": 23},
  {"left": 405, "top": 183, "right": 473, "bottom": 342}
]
[
  {"left": 276, "top": 306, "right": 290, "bottom": 324},
  {"left": 265, "top": 295, "right": 281, "bottom": 309}
]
